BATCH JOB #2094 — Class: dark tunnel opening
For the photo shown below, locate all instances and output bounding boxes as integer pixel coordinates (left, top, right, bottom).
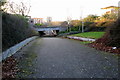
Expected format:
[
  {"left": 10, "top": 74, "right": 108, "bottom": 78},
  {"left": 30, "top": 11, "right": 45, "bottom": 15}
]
[
  {"left": 38, "top": 31, "right": 45, "bottom": 37},
  {"left": 38, "top": 30, "right": 60, "bottom": 37}
]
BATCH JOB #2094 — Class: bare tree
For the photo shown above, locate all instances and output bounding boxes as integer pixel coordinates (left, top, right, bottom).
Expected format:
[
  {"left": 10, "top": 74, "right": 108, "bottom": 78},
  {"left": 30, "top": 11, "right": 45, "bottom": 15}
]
[
  {"left": 0, "top": 0, "right": 7, "bottom": 11},
  {"left": 3, "top": 0, "right": 31, "bottom": 16},
  {"left": 67, "top": 16, "right": 72, "bottom": 32},
  {"left": 18, "top": 2, "right": 31, "bottom": 16}
]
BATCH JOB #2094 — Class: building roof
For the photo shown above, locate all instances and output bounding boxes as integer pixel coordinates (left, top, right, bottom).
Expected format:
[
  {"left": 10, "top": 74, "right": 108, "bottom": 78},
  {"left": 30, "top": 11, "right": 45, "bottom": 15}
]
[
  {"left": 32, "top": 18, "right": 43, "bottom": 19},
  {"left": 101, "top": 6, "right": 120, "bottom": 9}
]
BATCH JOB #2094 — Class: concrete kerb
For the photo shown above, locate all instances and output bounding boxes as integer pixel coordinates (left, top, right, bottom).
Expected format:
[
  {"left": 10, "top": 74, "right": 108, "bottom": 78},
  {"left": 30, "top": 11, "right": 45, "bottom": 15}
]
[
  {"left": 67, "top": 36, "right": 96, "bottom": 42},
  {"left": 0, "top": 36, "right": 39, "bottom": 62}
]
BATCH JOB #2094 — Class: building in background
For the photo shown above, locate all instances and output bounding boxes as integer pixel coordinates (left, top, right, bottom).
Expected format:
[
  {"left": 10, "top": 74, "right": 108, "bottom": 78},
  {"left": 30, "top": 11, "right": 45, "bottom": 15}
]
[
  {"left": 47, "top": 17, "right": 52, "bottom": 23},
  {"left": 32, "top": 18, "right": 44, "bottom": 24},
  {"left": 101, "top": 6, "right": 119, "bottom": 14},
  {"left": 47, "top": 17, "right": 52, "bottom": 26}
]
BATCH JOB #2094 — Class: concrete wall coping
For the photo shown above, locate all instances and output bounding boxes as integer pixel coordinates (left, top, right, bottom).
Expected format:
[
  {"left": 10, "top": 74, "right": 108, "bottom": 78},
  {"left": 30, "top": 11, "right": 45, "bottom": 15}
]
[
  {"left": 67, "top": 36, "right": 96, "bottom": 42},
  {"left": 0, "top": 36, "right": 38, "bottom": 62}
]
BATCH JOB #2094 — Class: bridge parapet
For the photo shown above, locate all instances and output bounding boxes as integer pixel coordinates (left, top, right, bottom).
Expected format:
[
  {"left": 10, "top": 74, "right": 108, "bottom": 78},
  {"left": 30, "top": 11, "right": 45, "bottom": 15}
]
[{"left": 35, "top": 27, "right": 60, "bottom": 31}]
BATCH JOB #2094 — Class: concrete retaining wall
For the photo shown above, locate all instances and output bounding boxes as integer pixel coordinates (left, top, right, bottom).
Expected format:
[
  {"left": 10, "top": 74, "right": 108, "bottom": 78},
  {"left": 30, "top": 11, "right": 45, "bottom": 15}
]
[{"left": 0, "top": 36, "right": 38, "bottom": 62}]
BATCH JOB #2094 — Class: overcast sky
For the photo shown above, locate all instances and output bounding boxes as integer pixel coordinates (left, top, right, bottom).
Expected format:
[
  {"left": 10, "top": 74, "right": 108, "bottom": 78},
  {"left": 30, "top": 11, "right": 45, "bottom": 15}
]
[{"left": 12, "top": 0, "right": 120, "bottom": 21}]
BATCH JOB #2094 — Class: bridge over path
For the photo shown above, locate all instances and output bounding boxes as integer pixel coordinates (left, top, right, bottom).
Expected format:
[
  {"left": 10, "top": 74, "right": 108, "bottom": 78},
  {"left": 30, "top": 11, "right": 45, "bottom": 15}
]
[{"left": 34, "top": 26, "right": 67, "bottom": 36}]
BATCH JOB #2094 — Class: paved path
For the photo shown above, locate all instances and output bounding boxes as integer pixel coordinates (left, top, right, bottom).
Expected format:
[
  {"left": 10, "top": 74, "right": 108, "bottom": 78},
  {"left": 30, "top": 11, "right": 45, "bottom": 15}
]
[{"left": 15, "top": 37, "right": 118, "bottom": 78}]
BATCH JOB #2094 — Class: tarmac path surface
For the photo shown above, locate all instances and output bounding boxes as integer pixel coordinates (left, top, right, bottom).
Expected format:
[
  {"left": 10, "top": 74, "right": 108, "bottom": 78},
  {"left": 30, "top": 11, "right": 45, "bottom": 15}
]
[{"left": 15, "top": 37, "right": 118, "bottom": 78}]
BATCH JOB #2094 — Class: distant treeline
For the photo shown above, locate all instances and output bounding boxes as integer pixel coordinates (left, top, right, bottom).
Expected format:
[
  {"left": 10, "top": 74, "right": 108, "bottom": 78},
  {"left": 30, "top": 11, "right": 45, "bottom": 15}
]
[{"left": 2, "top": 12, "right": 38, "bottom": 51}]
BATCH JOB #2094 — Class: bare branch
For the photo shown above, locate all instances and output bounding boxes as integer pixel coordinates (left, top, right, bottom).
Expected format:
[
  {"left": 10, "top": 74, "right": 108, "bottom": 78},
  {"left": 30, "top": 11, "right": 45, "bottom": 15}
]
[{"left": 3, "top": 0, "right": 31, "bottom": 16}]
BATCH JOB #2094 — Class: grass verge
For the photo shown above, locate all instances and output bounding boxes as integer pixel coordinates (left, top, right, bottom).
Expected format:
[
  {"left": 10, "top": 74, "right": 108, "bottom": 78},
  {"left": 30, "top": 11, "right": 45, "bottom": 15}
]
[
  {"left": 70, "top": 32, "right": 105, "bottom": 39},
  {"left": 80, "top": 41, "right": 93, "bottom": 44}
]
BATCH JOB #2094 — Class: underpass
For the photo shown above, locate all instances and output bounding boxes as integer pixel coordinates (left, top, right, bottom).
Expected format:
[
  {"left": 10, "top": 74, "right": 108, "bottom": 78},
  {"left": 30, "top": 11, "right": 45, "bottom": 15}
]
[{"left": 34, "top": 27, "right": 66, "bottom": 36}]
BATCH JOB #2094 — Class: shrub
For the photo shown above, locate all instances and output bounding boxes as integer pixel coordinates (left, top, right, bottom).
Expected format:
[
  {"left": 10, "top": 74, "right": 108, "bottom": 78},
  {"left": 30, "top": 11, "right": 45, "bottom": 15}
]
[
  {"left": 35, "top": 23, "right": 43, "bottom": 26},
  {"left": 2, "top": 12, "right": 38, "bottom": 51},
  {"left": 71, "top": 26, "right": 79, "bottom": 31},
  {"left": 96, "top": 18, "right": 120, "bottom": 48}
]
